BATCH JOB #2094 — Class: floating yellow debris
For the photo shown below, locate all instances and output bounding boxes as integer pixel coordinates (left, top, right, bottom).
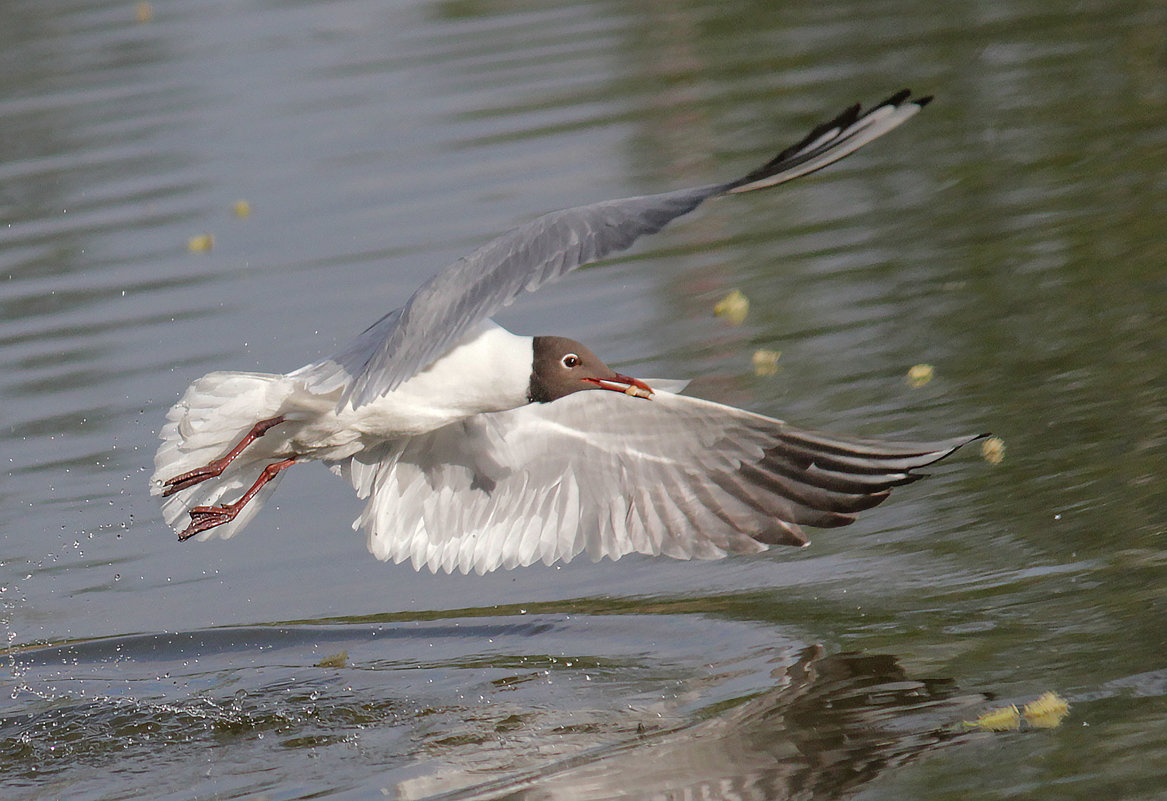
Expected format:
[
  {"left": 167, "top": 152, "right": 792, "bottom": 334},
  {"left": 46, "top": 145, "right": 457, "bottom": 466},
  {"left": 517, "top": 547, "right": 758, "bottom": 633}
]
[
  {"left": 315, "top": 650, "right": 348, "bottom": 668},
  {"left": 967, "top": 703, "right": 1021, "bottom": 731},
  {"left": 964, "top": 692, "right": 1069, "bottom": 731},
  {"left": 714, "top": 289, "right": 749, "bottom": 326},
  {"left": 752, "top": 349, "right": 781, "bottom": 376},
  {"left": 1022, "top": 692, "right": 1070, "bottom": 728},
  {"left": 906, "top": 363, "right": 934, "bottom": 388},
  {"left": 981, "top": 436, "right": 1006, "bottom": 465},
  {"left": 232, "top": 199, "right": 251, "bottom": 218},
  {"left": 135, "top": 2, "right": 153, "bottom": 23},
  {"left": 187, "top": 233, "right": 214, "bottom": 253}
]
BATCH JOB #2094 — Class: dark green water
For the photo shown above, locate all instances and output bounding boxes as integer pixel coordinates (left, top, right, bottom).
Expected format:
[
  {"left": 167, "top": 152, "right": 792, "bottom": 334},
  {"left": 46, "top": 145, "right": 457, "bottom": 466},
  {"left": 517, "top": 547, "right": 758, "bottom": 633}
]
[{"left": 2, "top": 0, "right": 1164, "bottom": 798}]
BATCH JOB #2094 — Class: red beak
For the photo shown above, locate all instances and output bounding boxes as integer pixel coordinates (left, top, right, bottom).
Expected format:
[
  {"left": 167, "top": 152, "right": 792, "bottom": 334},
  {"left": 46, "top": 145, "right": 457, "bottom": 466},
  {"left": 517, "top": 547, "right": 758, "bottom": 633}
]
[{"left": 584, "top": 373, "right": 654, "bottom": 399}]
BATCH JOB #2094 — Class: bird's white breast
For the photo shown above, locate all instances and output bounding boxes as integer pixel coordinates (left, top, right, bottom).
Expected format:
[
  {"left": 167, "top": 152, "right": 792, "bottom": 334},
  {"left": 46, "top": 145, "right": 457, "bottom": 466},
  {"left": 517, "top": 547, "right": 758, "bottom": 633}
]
[{"left": 289, "top": 321, "right": 535, "bottom": 456}]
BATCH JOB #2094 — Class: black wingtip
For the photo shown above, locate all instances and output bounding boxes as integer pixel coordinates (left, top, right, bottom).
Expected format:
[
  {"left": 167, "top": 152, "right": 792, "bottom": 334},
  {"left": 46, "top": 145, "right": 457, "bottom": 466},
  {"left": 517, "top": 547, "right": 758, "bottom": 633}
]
[
  {"left": 881, "top": 88, "right": 914, "bottom": 108},
  {"left": 721, "top": 88, "right": 933, "bottom": 196},
  {"left": 943, "top": 432, "right": 991, "bottom": 458},
  {"left": 875, "top": 89, "right": 933, "bottom": 111}
]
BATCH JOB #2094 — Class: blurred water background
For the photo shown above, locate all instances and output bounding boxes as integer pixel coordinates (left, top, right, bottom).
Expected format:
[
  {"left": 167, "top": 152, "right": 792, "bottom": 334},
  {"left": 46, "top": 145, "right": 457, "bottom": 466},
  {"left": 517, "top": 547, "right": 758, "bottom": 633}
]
[{"left": 2, "top": 0, "right": 1165, "bottom": 798}]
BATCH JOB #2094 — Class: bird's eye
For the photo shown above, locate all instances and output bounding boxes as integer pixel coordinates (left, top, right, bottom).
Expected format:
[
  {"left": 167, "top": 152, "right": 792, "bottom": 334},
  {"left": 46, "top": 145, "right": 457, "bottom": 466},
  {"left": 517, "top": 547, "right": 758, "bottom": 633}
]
[{"left": 561, "top": 353, "right": 580, "bottom": 369}]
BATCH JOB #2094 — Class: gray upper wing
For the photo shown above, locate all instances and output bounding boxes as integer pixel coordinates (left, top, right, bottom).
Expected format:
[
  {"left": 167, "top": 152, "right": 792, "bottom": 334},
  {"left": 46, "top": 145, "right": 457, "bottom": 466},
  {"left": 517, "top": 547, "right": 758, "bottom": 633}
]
[
  {"left": 296, "top": 90, "right": 930, "bottom": 408},
  {"left": 317, "top": 187, "right": 718, "bottom": 407}
]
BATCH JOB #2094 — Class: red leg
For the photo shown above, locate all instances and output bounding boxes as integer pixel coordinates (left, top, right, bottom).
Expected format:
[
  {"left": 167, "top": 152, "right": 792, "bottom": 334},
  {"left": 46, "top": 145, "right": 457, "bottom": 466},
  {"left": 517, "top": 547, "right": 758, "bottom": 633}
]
[
  {"left": 162, "top": 415, "right": 286, "bottom": 497},
  {"left": 177, "top": 457, "right": 297, "bottom": 541}
]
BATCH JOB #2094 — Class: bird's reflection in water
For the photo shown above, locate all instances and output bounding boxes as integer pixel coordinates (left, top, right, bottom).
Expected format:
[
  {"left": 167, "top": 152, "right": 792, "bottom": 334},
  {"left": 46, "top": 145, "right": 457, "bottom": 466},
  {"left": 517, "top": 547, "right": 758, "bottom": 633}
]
[{"left": 403, "top": 647, "right": 986, "bottom": 801}]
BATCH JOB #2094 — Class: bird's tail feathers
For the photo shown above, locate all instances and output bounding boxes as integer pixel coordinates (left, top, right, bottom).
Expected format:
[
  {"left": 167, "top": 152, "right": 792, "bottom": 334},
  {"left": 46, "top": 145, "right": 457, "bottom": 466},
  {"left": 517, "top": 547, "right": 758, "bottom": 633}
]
[{"left": 152, "top": 371, "right": 295, "bottom": 540}]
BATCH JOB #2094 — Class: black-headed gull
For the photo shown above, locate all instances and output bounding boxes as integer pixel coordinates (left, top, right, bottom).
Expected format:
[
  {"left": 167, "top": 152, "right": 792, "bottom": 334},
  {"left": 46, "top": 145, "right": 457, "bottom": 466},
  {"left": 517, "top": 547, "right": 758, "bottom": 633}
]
[{"left": 153, "top": 90, "right": 983, "bottom": 574}]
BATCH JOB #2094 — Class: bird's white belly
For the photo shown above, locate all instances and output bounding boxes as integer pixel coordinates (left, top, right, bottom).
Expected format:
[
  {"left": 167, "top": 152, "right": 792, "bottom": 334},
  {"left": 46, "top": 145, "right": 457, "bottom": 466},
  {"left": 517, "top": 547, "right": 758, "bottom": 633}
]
[{"left": 284, "top": 321, "right": 533, "bottom": 459}]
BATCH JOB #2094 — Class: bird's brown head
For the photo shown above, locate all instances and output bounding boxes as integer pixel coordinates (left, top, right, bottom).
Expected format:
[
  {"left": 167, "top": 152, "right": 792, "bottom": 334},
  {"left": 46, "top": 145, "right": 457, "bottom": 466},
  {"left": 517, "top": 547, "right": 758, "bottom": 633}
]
[{"left": 527, "top": 336, "right": 654, "bottom": 403}]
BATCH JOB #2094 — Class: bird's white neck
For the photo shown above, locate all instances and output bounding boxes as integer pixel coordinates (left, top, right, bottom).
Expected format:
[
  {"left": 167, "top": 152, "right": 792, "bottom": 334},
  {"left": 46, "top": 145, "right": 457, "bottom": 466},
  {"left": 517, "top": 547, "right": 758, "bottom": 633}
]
[
  {"left": 336, "top": 320, "right": 533, "bottom": 437},
  {"left": 412, "top": 320, "right": 534, "bottom": 414}
]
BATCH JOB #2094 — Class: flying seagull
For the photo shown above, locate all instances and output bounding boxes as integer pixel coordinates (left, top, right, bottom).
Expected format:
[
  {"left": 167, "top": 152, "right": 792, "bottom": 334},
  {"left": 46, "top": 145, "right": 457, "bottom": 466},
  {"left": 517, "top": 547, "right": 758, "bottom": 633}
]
[{"left": 152, "top": 89, "right": 982, "bottom": 575}]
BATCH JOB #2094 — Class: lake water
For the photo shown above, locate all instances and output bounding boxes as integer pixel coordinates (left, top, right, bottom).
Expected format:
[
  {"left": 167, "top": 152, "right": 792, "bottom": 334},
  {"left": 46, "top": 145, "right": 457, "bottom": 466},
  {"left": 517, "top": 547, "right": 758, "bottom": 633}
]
[{"left": 2, "top": 0, "right": 1165, "bottom": 798}]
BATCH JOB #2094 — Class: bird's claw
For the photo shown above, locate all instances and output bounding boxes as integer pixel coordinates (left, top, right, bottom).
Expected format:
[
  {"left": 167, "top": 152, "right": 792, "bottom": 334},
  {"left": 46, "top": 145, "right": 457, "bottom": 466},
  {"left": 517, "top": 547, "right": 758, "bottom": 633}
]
[
  {"left": 163, "top": 466, "right": 224, "bottom": 497},
  {"left": 177, "top": 505, "right": 236, "bottom": 541}
]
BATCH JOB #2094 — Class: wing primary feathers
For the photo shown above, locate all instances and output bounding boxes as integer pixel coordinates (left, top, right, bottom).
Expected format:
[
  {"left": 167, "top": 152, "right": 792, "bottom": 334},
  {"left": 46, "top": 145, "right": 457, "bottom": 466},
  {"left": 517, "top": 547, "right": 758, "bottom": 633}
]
[
  {"left": 736, "top": 462, "right": 892, "bottom": 516},
  {"left": 723, "top": 89, "right": 929, "bottom": 195},
  {"left": 776, "top": 427, "right": 977, "bottom": 459},
  {"left": 773, "top": 434, "right": 983, "bottom": 476},
  {"left": 761, "top": 450, "right": 921, "bottom": 494}
]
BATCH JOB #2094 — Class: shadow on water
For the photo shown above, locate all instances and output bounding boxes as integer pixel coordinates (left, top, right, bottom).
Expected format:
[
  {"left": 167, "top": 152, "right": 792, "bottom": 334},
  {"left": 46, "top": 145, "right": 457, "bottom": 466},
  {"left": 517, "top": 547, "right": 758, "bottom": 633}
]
[
  {"left": 407, "top": 646, "right": 987, "bottom": 801},
  {"left": 2, "top": 612, "right": 992, "bottom": 800}
]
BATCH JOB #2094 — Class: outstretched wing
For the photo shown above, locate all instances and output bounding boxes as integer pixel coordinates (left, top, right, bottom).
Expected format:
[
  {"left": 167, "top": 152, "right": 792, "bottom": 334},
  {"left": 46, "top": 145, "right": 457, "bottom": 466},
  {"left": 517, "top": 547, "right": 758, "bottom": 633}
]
[
  {"left": 336, "top": 387, "right": 980, "bottom": 575},
  {"left": 298, "top": 90, "right": 930, "bottom": 408}
]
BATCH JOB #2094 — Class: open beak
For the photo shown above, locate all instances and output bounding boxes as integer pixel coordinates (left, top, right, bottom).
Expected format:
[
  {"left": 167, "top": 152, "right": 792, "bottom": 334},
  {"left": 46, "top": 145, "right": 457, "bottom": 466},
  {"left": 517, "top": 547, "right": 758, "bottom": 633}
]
[{"left": 584, "top": 373, "right": 655, "bottom": 400}]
